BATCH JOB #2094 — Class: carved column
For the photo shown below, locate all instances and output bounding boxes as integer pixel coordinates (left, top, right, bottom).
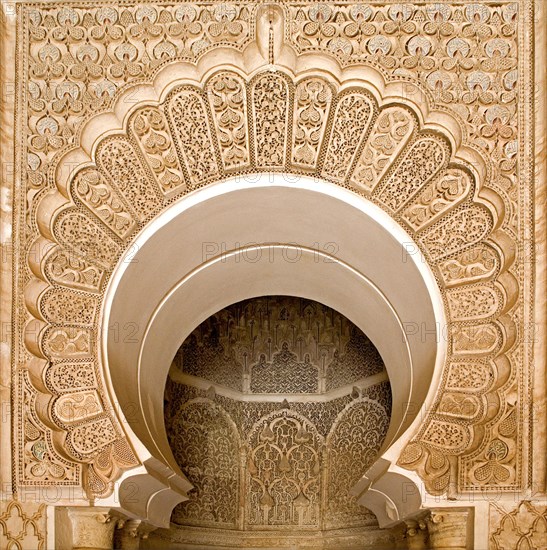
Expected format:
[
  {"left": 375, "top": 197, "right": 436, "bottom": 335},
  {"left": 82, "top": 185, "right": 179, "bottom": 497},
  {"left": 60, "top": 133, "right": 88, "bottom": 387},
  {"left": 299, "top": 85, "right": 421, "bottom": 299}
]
[
  {"left": 68, "top": 507, "right": 118, "bottom": 550},
  {"left": 114, "top": 519, "right": 156, "bottom": 550},
  {"left": 404, "top": 517, "right": 429, "bottom": 550},
  {"left": 426, "top": 509, "right": 469, "bottom": 550}
]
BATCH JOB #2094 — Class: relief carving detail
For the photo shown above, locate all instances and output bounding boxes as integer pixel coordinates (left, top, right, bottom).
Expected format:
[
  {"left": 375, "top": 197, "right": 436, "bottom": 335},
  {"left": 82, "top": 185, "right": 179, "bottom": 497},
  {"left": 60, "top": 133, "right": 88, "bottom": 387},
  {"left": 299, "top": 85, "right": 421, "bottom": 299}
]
[{"left": 8, "top": 0, "right": 533, "bottom": 505}]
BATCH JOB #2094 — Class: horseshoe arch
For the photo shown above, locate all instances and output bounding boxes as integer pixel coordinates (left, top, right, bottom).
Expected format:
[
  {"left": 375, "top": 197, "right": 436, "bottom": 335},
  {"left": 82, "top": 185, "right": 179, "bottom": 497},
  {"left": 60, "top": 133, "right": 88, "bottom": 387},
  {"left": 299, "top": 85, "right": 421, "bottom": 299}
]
[{"left": 24, "top": 5, "right": 515, "bottom": 528}]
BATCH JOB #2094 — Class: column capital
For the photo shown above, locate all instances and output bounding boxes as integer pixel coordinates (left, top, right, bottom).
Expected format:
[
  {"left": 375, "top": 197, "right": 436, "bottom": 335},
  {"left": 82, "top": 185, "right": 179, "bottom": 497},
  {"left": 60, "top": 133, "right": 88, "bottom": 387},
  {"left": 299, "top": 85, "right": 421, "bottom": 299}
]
[
  {"left": 67, "top": 507, "right": 121, "bottom": 550},
  {"left": 425, "top": 507, "right": 470, "bottom": 550},
  {"left": 404, "top": 514, "right": 430, "bottom": 550},
  {"left": 114, "top": 518, "right": 157, "bottom": 550}
]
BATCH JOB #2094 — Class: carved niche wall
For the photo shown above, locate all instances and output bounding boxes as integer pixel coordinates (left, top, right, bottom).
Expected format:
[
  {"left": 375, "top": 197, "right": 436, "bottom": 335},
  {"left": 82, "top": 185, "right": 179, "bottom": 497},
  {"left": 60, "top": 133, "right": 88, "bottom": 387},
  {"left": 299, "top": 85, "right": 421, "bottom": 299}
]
[
  {"left": 163, "top": 296, "right": 392, "bottom": 544},
  {"left": 5, "top": 0, "right": 536, "bottom": 517}
]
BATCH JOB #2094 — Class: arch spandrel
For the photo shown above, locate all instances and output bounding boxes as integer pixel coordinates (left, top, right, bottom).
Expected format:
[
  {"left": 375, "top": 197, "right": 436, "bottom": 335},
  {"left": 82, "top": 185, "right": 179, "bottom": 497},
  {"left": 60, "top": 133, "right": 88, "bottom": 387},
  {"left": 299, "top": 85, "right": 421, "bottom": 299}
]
[{"left": 16, "top": 2, "right": 524, "bottom": 528}]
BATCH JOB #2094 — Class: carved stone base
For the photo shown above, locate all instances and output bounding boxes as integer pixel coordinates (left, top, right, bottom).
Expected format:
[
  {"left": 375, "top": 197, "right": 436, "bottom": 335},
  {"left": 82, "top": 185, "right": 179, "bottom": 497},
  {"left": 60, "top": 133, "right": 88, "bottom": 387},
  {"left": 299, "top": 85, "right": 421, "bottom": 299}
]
[
  {"left": 115, "top": 519, "right": 156, "bottom": 550},
  {"left": 404, "top": 517, "right": 429, "bottom": 550},
  {"left": 145, "top": 525, "right": 400, "bottom": 549}
]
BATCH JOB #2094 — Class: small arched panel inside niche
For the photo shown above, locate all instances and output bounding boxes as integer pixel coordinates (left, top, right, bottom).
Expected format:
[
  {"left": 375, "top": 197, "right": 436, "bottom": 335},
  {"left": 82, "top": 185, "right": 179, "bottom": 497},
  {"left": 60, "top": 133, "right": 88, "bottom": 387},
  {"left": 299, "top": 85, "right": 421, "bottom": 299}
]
[{"left": 164, "top": 296, "right": 393, "bottom": 543}]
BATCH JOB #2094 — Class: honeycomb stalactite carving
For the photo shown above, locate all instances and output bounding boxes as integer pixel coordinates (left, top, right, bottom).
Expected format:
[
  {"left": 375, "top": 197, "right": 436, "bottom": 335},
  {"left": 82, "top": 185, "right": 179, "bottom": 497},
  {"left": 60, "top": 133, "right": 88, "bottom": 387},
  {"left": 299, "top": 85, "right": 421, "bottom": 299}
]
[
  {"left": 166, "top": 300, "right": 390, "bottom": 534},
  {"left": 325, "top": 329, "right": 385, "bottom": 392},
  {"left": 13, "top": 0, "right": 530, "bottom": 502},
  {"left": 250, "top": 344, "right": 320, "bottom": 394},
  {"left": 173, "top": 297, "right": 386, "bottom": 394}
]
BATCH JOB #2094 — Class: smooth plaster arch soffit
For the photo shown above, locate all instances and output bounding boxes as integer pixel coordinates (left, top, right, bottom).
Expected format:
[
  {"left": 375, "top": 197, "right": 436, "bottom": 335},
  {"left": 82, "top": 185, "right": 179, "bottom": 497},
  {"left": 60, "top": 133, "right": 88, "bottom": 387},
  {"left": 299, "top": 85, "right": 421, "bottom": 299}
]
[
  {"left": 23, "top": 5, "right": 518, "bottom": 525},
  {"left": 102, "top": 175, "right": 443, "bottom": 527}
]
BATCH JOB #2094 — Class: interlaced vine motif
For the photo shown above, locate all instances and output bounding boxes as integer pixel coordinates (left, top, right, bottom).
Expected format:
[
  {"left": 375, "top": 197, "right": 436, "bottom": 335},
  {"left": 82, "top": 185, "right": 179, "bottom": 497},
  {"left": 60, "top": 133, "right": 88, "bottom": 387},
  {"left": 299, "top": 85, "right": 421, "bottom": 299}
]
[
  {"left": 130, "top": 107, "right": 187, "bottom": 195},
  {"left": 247, "top": 410, "right": 322, "bottom": 528},
  {"left": 44, "top": 246, "right": 105, "bottom": 293},
  {"left": 292, "top": 77, "right": 333, "bottom": 169},
  {"left": 72, "top": 168, "right": 136, "bottom": 239},
  {"left": 168, "top": 88, "right": 220, "bottom": 184},
  {"left": 402, "top": 168, "right": 472, "bottom": 231},
  {"left": 326, "top": 400, "right": 390, "bottom": 529},
  {"left": 252, "top": 73, "right": 289, "bottom": 168},
  {"left": 96, "top": 137, "right": 161, "bottom": 219},
  {"left": 350, "top": 106, "right": 415, "bottom": 193},
  {"left": 321, "top": 91, "right": 373, "bottom": 182},
  {"left": 54, "top": 210, "right": 121, "bottom": 270},
  {"left": 206, "top": 72, "right": 250, "bottom": 170},
  {"left": 170, "top": 400, "right": 240, "bottom": 528},
  {"left": 375, "top": 135, "right": 449, "bottom": 211}
]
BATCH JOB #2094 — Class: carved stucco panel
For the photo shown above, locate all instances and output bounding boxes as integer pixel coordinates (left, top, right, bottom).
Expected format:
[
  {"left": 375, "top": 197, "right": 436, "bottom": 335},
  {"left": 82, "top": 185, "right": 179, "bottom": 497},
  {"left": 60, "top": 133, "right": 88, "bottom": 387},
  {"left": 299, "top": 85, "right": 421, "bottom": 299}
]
[
  {"left": 0, "top": 501, "right": 47, "bottom": 550},
  {"left": 489, "top": 501, "right": 547, "bottom": 550},
  {"left": 7, "top": 0, "right": 535, "bottom": 504}
]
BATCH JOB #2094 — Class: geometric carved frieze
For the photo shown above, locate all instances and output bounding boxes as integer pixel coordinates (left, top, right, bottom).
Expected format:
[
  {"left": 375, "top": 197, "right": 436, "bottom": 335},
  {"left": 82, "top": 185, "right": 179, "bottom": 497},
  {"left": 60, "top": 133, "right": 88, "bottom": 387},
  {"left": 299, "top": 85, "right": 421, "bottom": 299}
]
[
  {"left": 0, "top": 501, "right": 47, "bottom": 550},
  {"left": 489, "top": 501, "right": 547, "bottom": 550},
  {"left": 10, "top": 1, "right": 534, "bottom": 502}
]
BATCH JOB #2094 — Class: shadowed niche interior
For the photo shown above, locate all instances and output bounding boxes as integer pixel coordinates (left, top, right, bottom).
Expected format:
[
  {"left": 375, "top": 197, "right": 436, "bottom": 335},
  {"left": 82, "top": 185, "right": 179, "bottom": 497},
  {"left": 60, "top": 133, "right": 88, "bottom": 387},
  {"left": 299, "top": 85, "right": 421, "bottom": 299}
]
[{"left": 158, "top": 296, "right": 395, "bottom": 549}]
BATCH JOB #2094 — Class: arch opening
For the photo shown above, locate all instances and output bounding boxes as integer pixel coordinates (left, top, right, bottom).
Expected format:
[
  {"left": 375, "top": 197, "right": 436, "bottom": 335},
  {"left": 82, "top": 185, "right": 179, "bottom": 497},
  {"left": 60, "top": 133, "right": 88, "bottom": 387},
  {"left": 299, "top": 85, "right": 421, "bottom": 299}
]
[
  {"left": 101, "top": 174, "right": 446, "bottom": 527},
  {"left": 161, "top": 294, "right": 392, "bottom": 547}
]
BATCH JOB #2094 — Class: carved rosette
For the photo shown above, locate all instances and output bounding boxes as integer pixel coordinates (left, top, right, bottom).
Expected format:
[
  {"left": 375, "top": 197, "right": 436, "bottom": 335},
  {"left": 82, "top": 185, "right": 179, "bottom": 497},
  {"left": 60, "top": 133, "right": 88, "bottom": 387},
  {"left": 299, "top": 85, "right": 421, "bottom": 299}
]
[{"left": 15, "top": 1, "right": 527, "bottom": 502}]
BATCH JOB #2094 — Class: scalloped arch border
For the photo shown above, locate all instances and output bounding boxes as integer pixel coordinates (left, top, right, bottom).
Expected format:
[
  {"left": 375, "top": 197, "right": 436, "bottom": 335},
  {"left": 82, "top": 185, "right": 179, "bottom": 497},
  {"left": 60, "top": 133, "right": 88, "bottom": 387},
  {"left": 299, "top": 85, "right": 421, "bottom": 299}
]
[{"left": 22, "top": 29, "right": 519, "bottom": 503}]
